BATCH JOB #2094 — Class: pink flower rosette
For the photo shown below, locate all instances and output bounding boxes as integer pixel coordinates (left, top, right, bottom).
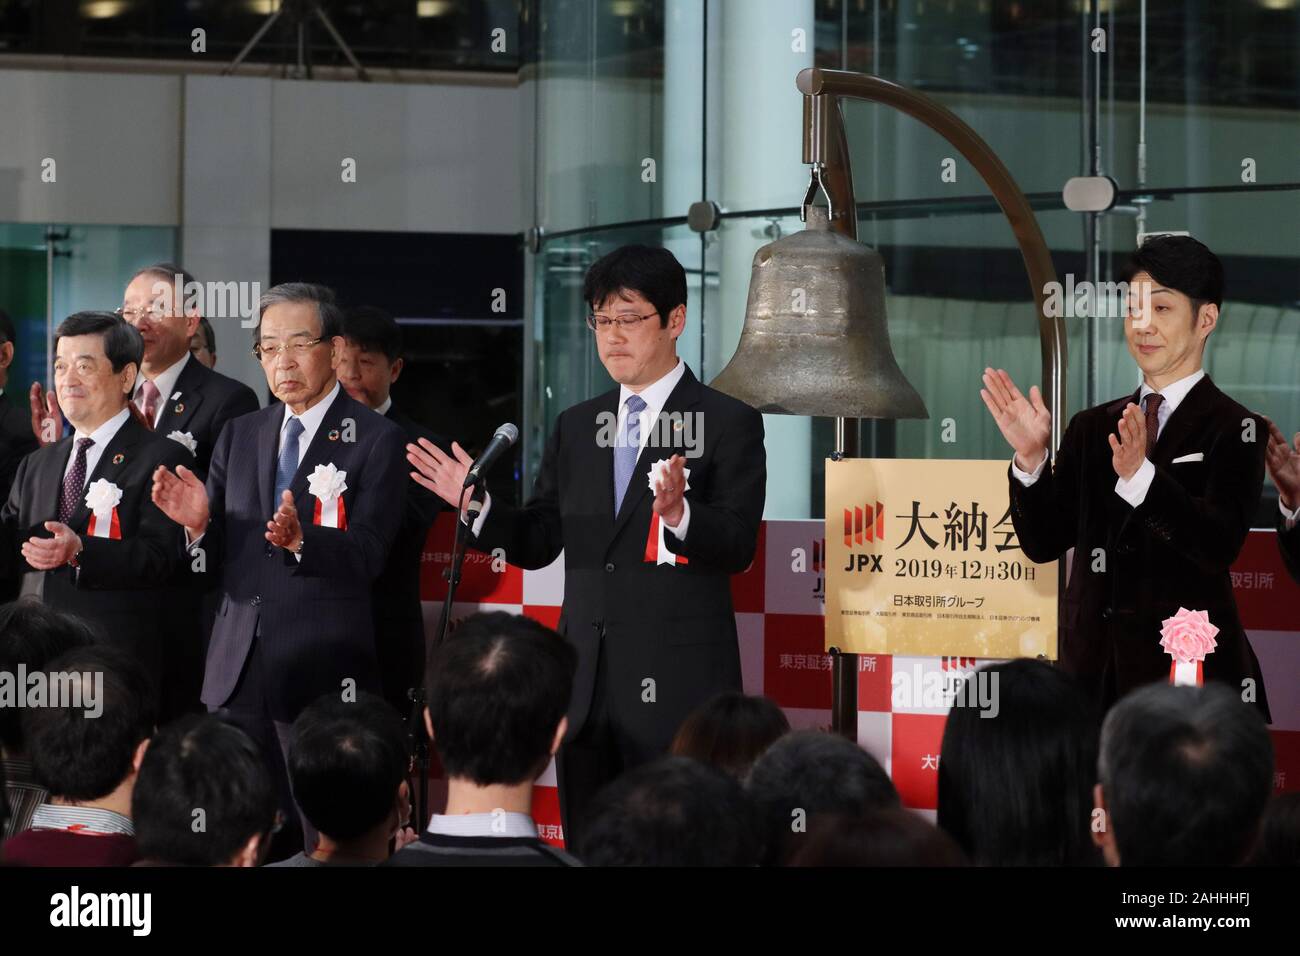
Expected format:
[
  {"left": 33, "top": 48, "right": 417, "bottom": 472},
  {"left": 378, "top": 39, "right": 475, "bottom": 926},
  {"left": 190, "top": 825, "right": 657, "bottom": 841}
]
[{"left": 1159, "top": 607, "right": 1218, "bottom": 686}]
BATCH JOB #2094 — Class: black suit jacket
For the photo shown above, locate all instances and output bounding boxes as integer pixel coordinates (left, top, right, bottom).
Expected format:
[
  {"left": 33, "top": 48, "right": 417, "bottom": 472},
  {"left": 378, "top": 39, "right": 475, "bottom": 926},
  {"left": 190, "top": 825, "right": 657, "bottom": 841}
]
[
  {"left": 471, "top": 365, "right": 766, "bottom": 756},
  {"left": 0, "top": 396, "right": 40, "bottom": 602},
  {"left": 0, "top": 415, "right": 192, "bottom": 682},
  {"left": 373, "top": 404, "right": 448, "bottom": 710},
  {"left": 197, "top": 386, "right": 407, "bottom": 721},
  {"left": 149, "top": 354, "right": 260, "bottom": 480},
  {"left": 1279, "top": 511, "right": 1300, "bottom": 585},
  {"left": 1008, "top": 375, "right": 1270, "bottom": 719}
]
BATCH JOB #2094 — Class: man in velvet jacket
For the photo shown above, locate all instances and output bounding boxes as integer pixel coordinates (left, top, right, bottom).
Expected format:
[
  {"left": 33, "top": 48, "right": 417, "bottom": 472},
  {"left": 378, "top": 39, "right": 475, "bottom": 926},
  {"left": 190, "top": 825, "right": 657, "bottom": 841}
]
[
  {"left": 982, "top": 236, "right": 1269, "bottom": 720},
  {"left": 406, "top": 246, "right": 766, "bottom": 846}
]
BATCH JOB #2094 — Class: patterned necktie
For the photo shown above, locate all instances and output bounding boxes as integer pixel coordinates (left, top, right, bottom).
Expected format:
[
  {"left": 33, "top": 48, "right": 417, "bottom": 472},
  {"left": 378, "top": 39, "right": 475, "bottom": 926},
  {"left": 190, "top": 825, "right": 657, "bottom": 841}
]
[
  {"left": 136, "top": 379, "right": 161, "bottom": 429},
  {"left": 1144, "top": 392, "right": 1164, "bottom": 456},
  {"left": 613, "top": 394, "right": 647, "bottom": 516},
  {"left": 275, "top": 417, "right": 305, "bottom": 504},
  {"left": 57, "top": 438, "right": 94, "bottom": 526}
]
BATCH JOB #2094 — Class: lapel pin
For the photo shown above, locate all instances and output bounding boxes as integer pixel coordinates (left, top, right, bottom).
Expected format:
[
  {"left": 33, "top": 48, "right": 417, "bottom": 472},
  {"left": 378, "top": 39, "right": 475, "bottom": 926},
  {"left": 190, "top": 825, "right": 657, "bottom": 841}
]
[
  {"left": 112, "top": 453, "right": 125, "bottom": 465},
  {"left": 327, "top": 428, "right": 340, "bottom": 441},
  {"left": 174, "top": 402, "right": 185, "bottom": 414},
  {"left": 171, "top": 391, "right": 182, "bottom": 400}
]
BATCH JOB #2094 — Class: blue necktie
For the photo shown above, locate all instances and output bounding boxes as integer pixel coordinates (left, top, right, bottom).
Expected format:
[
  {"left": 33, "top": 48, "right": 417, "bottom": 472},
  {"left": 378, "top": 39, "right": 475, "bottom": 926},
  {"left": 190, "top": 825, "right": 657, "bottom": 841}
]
[
  {"left": 275, "top": 417, "right": 305, "bottom": 504},
  {"left": 613, "top": 394, "right": 647, "bottom": 516}
]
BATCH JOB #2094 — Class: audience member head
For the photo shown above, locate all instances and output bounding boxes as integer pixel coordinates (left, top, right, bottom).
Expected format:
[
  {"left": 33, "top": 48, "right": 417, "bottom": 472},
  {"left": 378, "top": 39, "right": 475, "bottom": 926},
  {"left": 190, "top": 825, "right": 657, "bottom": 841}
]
[
  {"left": 21, "top": 645, "right": 155, "bottom": 806},
  {"left": 0, "top": 601, "right": 97, "bottom": 758},
  {"left": 1096, "top": 683, "right": 1273, "bottom": 866},
  {"left": 338, "top": 306, "right": 403, "bottom": 411},
  {"left": 938, "top": 659, "right": 1101, "bottom": 865},
  {"left": 425, "top": 612, "right": 576, "bottom": 789},
  {"left": 746, "top": 730, "right": 899, "bottom": 865},
  {"left": 789, "top": 809, "right": 967, "bottom": 867},
  {"left": 132, "top": 715, "right": 278, "bottom": 866},
  {"left": 1248, "top": 793, "right": 1300, "bottom": 867},
  {"left": 288, "top": 692, "right": 409, "bottom": 847},
  {"left": 579, "top": 756, "right": 759, "bottom": 866},
  {"left": 670, "top": 692, "right": 789, "bottom": 781}
]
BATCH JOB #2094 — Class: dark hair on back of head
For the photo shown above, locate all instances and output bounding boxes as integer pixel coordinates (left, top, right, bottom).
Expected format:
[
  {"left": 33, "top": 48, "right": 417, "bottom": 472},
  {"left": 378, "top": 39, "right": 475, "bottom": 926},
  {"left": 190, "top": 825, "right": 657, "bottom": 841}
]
[
  {"left": 670, "top": 692, "right": 790, "bottom": 780},
  {"left": 582, "top": 245, "right": 687, "bottom": 329},
  {"left": 133, "top": 714, "right": 278, "bottom": 866},
  {"left": 425, "top": 611, "right": 576, "bottom": 786},
  {"left": 790, "top": 809, "right": 968, "bottom": 867},
  {"left": 0, "top": 601, "right": 98, "bottom": 752},
  {"left": 21, "top": 644, "right": 156, "bottom": 801},
  {"left": 288, "top": 691, "right": 407, "bottom": 841}
]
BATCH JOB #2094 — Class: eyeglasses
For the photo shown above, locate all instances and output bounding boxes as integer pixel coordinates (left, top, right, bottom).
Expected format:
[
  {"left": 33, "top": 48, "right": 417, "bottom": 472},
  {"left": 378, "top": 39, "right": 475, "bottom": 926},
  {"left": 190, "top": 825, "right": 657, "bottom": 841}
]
[
  {"left": 253, "top": 338, "right": 323, "bottom": 361},
  {"left": 586, "top": 311, "right": 658, "bottom": 332},
  {"left": 115, "top": 305, "right": 170, "bottom": 323}
]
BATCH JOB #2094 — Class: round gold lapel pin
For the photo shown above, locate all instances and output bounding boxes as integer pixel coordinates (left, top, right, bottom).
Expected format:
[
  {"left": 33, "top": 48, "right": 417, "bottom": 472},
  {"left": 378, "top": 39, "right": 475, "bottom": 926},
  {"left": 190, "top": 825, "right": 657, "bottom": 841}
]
[
  {"left": 328, "top": 428, "right": 340, "bottom": 441},
  {"left": 112, "top": 453, "right": 125, "bottom": 465},
  {"left": 174, "top": 402, "right": 185, "bottom": 414}
]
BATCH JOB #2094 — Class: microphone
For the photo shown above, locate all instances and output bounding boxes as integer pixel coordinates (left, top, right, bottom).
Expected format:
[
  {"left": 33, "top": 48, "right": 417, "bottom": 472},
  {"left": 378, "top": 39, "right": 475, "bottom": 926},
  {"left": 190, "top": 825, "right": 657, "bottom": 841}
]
[{"left": 463, "top": 423, "right": 518, "bottom": 489}]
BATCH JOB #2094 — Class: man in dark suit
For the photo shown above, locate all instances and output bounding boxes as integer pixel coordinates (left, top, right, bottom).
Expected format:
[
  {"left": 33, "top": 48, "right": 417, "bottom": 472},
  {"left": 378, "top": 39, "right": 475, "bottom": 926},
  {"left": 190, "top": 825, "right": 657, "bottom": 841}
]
[
  {"left": 151, "top": 282, "right": 407, "bottom": 850},
  {"left": 0, "top": 313, "right": 191, "bottom": 692},
  {"left": 1265, "top": 418, "right": 1300, "bottom": 583},
  {"left": 0, "top": 308, "right": 40, "bottom": 602},
  {"left": 337, "top": 306, "right": 449, "bottom": 715},
  {"left": 407, "top": 246, "right": 766, "bottom": 846},
  {"left": 982, "top": 235, "right": 1269, "bottom": 718}
]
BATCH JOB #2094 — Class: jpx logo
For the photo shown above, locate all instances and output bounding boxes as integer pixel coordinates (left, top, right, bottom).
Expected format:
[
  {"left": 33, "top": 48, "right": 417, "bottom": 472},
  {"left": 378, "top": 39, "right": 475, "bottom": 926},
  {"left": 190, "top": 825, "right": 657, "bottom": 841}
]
[{"left": 844, "top": 501, "right": 884, "bottom": 547}]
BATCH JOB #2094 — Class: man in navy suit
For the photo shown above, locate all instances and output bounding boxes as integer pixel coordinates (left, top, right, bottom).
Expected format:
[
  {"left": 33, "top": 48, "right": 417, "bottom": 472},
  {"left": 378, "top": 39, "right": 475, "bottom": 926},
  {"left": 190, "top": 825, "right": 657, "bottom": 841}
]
[{"left": 152, "top": 283, "right": 406, "bottom": 848}]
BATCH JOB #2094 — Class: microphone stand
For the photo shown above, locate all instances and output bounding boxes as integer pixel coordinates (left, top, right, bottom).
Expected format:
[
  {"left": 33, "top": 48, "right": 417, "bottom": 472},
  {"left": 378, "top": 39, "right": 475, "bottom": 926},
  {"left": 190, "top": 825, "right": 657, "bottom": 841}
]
[{"left": 407, "top": 482, "right": 484, "bottom": 831}]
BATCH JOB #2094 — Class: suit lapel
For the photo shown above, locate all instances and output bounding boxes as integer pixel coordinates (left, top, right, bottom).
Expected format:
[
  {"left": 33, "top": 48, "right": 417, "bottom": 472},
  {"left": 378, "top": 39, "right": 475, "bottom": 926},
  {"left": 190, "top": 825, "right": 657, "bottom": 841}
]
[
  {"left": 1149, "top": 375, "right": 1218, "bottom": 466},
  {"left": 610, "top": 366, "right": 702, "bottom": 544},
  {"left": 66, "top": 417, "right": 145, "bottom": 533},
  {"left": 36, "top": 438, "right": 75, "bottom": 523},
  {"left": 155, "top": 357, "right": 206, "bottom": 434},
  {"left": 289, "top": 388, "right": 351, "bottom": 504},
  {"left": 257, "top": 405, "right": 282, "bottom": 517}
]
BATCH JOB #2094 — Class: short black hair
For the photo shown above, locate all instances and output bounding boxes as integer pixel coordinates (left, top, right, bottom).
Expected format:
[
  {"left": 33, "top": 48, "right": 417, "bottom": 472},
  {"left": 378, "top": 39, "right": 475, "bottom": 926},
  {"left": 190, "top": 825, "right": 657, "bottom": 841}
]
[
  {"left": 669, "top": 692, "right": 790, "bottom": 781},
  {"left": 0, "top": 601, "right": 98, "bottom": 752},
  {"left": 256, "top": 282, "right": 343, "bottom": 342},
  {"left": 196, "top": 316, "right": 217, "bottom": 354},
  {"left": 288, "top": 692, "right": 407, "bottom": 842},
  {"left": 790, "top": 809, "right": 968, "bottom": 867},
  {"left": 938, "top": 659, "right": 1102, "bottom": 866},
  {"left": 342, "top": 306, "right": 403, "bottom": 362},
  {"left": 0, "top": 307, "right": 16, "bottom": 346},
  {"left": 1099, "top": 683, "right": 1273, "bottom": 866},
  {"left": 132, "top": 715, "right": 278, "bottom": 866},
  {"left": 425, "top": 611, "right": 576, "bottom": 786},
  {"left": 582, "top": 245, "right": 687, "bottom": 330},
  {"left": 55, "top": 312, "right": 144, "bottom": 375},
  {"left": 1119, "top": 234, "right": 1224, "bottom": 312},
  {"left": 578, "top": 756, "right": 760, "bottom": 866},
  {"left": 21, "top": 645, "right": 156, "bottom": 801},
  {"left": 1248, "top": 793, "right": 1300, "bottom": 866},
  {"left": 746, "top": 730, "right": 900, "bottom": 866}
]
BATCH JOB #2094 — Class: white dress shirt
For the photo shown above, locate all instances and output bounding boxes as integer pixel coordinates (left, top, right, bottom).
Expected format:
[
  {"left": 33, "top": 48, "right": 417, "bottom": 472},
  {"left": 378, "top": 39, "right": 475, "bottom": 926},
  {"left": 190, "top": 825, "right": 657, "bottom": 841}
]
[
  {"left": 469, "top": 358, "right": 692, "bottom": 539},
  {"left": 1011, "top": 369, "right": 1206, "bottom": 510},
  {"left": 134, "top": 351, "right": 191, "bottom": 428},
  {"left": 375, "top": 395, "right": 393, "bottom": 417},
  {"left": 426, "top": 811, "right": 538, "bottom": 839},
  {"left": 280, "top": 380, "right": 341, "bottom": 469},
  {"left": 61, "top": 406, "right": 131, "bottom": 485}
]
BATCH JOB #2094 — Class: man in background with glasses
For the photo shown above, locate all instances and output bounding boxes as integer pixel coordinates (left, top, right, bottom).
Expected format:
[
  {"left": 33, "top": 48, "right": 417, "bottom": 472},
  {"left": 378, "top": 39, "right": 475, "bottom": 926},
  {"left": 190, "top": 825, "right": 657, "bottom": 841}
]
[
  {"left": 407, "top": 245, "right": 767, "bottom": 848},
  {"left": 151, "top": 282, "right": 407, "bottom": 858},
  {"left": 0, "top": 308, "right": 39, "bottom": 602}
]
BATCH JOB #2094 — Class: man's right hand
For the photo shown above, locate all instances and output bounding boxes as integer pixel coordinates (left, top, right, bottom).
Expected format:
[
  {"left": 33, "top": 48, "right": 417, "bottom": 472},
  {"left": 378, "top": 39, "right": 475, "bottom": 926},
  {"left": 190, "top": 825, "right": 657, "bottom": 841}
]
[
  {"left": 29, "top": 382, "right": 61, "bottom": 446},
  {"left": 980, "top": 367, "right": 1051, "bottom": 473},
  {"left": 151, "top": 464, "right": 210, "bottom": 540}
]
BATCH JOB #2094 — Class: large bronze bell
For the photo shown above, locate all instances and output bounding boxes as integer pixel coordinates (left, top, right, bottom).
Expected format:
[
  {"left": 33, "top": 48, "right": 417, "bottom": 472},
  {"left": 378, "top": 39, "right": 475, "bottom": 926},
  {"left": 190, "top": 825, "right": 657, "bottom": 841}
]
[{"left": 710, "top": 206, "right": 928, "bottom": 420}]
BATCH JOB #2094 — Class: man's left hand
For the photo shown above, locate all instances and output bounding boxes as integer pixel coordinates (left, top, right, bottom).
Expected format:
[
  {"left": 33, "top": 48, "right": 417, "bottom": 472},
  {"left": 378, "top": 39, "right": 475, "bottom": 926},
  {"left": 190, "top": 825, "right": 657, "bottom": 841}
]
[
  {"left": 265, "top": 489, "right": 303, "bottom": 552},
  {"left": 652, "top": 454, "right": 687, "bottom": 528},
  {"left": 22, "top": 521, "right": 82, "bottom": 570},
  {"left": 1109, "top": 403, "right": 1147, "bottom": 481}
]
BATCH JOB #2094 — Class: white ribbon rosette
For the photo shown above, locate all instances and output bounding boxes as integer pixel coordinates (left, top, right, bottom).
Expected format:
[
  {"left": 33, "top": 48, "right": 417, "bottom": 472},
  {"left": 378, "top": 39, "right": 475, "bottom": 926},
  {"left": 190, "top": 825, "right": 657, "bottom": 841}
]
[
  {"left": 307, "top": 463, "right": 349, "bottom": 529},
  {"left": 645, "top": 459, "right": 690, "bottom": 566},
  {"left": 166, "top": 430, "right": 198, "bottom": 455},
  {"left": 84, "top": 479, "right": 124, "bottom": 538}
]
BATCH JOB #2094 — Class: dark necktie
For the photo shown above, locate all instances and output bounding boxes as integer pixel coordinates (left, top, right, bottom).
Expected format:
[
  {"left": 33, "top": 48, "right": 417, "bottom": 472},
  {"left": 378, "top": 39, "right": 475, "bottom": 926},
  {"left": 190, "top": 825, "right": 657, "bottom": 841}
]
[
  {"left": 57, "top": 437, "right": 94, "bottom": 526},
  {"left": 1144, "top": 392, "right": 1164, "bottom": 457},
  {"left": 275, "top": 417, "right": 305, "bottom": 504}
]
